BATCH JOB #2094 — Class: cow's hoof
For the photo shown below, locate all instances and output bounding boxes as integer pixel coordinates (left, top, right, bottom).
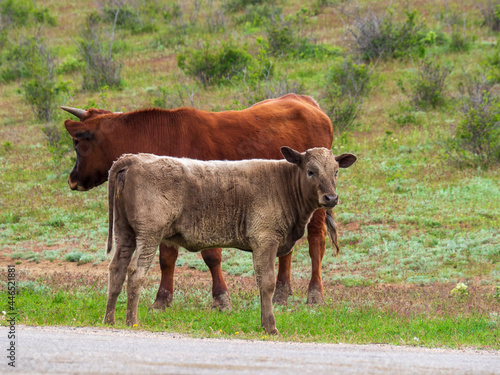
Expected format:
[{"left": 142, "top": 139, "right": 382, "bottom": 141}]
[
  {"left": 103, "top": 315, "right": 115, "bottom": 325},
  {"left": 307, "top": 289, "right": 324, "bottom": 305},
  {"left": 273, "top": 283, "right": 292, "bottom": 305},
  {"left": 265, "top": 327, "right": 279, "bottom": 335},
  {"left": 212, "top": 292, "right": 232, "bottom": 312},
  {"left": 151, "top": 298, "right": 170, "bottom": 311}
]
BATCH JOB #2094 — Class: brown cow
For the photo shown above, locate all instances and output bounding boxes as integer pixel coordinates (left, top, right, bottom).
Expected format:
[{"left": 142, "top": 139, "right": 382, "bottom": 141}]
[
  {"left": 104, "top": 147, "right": 356, "bottom": 334},
  {"left": 62, "top": 94, "right": 334, "bottom": 310}
]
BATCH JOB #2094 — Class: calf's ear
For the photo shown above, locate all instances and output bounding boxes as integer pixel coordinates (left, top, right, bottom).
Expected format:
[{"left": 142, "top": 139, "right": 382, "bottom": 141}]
[
  {"left": 281, "top": 146, "right": 303, "bottom": 165},
  {"left": 336, "top": 153, "right": 357, "bottom": 168},
  {"left": 64, "top": 120, "right": 95, "bottom": 140}
]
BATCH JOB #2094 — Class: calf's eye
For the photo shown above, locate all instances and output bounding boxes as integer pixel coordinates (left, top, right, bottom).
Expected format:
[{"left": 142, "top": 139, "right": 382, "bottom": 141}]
[{"left": 307, "top": 170, "right": 314, "bottom": 177}]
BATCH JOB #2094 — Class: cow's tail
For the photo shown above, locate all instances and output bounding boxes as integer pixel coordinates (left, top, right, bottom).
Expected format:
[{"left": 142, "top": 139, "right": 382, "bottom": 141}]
[
  {"left": 325, "top": 210, "right": 340, "bottom": 256},
  {"left": 107, "top": 154, "right": 134, "bottom": 255}
]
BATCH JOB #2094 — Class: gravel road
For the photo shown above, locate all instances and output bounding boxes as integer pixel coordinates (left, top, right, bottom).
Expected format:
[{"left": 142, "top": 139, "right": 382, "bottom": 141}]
[{"left": 2, "top": 325, "right": 499, "bottom": 374}]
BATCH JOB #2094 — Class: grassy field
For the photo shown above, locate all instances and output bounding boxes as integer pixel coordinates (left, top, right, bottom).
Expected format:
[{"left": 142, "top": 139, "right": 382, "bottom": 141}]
[{"left": 0, "top": 0, "right": 499, "bottom": 349}]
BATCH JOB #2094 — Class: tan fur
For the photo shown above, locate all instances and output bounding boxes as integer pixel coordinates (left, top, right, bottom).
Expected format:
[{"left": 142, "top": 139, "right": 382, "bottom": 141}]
[{"left": 104, "top": 147, "right": 356, "bottom": 334}]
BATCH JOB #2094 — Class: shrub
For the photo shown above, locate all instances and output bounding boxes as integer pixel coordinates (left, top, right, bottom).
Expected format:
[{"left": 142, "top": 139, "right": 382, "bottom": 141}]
[
  {"left": 266, "top": 7, "right": 333, "bottom": 58},
  {"left": 232, "top": 2, "right": 281, "bottom": 27},
  {"left": 8, "top": 37, "right": 71, "bottom": 123},
  {"left": 0, "top": 0, "right": 56, "bottom": 28},
  {"left": 177, "top": 41, "right": 254, "bottom": 87},
  {"left": 485, "top": 36, "right": 500, "bottom": 83},
  {"left": 77, "top": 12, "right": 122, "bottom": 91},
  {"left": 447, "top": 73, "right": 500, "bottom": 167},
  {"left": 321, "top": 56, "right": 372, "bottom": 134},
  {"left": 147, "top": 82, "right": 198, "bottom": 109},
  {"left": 223, "top": 0, "right": 272, "bottom": 13},
  {"left": 475, "top": 0, "right": 500, "bottom": 31},
  {"left": 398, "top": 58, "right": 452, "bottom": 109},
  {"left": 347, "top": 7, "right": 428, "bottom": 61}
]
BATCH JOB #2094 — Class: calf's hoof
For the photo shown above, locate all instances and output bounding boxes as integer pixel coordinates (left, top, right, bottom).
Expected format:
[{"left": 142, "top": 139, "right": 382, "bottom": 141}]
[
  {"left": 306, "top": 289, "right": 324, "bottom": 305},
  {"left": 264, "top": 327, "right": 279, "bottom": 335},
  {"left": 212, "top": 292, "right": 232, "bottom": 312},
  {"left": 273, "top": 283, "right": 292, "bottom": 305},
  {"left": 103, "top": 313, "right": 115, "bottom": 325}
]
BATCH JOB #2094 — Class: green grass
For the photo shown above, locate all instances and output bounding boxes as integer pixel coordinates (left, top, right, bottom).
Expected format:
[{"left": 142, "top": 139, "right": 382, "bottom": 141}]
[
  {"left": 0, "top": 0, "right": 499, "bottom": 348},
  {"left": 5, "top": 281, "right": 499, "bottom": 349}
]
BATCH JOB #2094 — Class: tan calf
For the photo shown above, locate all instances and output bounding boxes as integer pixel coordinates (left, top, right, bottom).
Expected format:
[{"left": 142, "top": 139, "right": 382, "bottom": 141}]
[{"left": 104, "top": 147, "right": 356, "bottom": 334}]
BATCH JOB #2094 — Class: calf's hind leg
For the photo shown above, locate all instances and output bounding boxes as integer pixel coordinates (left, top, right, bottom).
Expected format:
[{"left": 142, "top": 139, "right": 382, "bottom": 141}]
[
  {"left": 104, "top": 231, "right": 136, "bottom": 325},
  {"left": 126, "top": 239, "right": 159, "bottom": 326}
]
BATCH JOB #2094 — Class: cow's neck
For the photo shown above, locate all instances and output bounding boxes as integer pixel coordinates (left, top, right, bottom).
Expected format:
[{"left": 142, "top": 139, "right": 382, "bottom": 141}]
[{"left": 108, "top": 110, "right": 191, "bottom": 161}]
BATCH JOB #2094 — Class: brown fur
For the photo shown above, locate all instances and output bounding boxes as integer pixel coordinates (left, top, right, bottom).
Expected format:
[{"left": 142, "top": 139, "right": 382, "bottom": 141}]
[{"left": 104, "top": 148, "right": 356, "bottom": 334}]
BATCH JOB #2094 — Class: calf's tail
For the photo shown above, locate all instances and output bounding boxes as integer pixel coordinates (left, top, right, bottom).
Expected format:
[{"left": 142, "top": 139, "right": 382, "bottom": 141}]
[
  {"left": 325, "top": 210, "right": 340, "bottom": 256},
  {"left": 107, "top": 154, "right": 134, "bottom": 254}
]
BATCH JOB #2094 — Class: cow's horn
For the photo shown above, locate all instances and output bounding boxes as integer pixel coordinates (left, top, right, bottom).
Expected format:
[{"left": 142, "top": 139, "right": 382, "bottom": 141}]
[{"left": 60, "top": 106, "right": 87, "bottom": 119}]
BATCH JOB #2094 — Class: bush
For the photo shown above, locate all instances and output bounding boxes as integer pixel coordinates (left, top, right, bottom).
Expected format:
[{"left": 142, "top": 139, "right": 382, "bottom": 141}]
[
  {"left": 147, "top": 82, "right": 198, "bottom": 109},
  {"left": 485, "top": 37, "right": 500, "bottom": 83},
  {"left": 232, "top": 2, "right": 281, "bottom": 27},
  {"left": 398, "top": 58, "right": 452, "bottom": 109},
  {"left": 177, "top": 41, "right": 254, "bottom": 87},
  {"left": 223, "top": 0, "right": 272, "bottom": 13},
  {"left": 8, "top": 37, "right": 71, "bottom": 123},
  {"left": 347, "top": 7, "right": 428, "bottom": 61},
  {"left": 266, "top": 7, "right": 335, "bottom": 59},
  {"left": 321, "top": 56, "right": 372, "bottom": 134},
  {"left": 77, "top": 12, "right": 122, "bottom": 91},
  {"left": 475, "top": 0, "right": 500, "bottom": 32},
  {"left": 0, "top": 0, "right": 56, "bottom": 28},
  {"left": 447, "top": 73, "right": 500, "bottom": 167}
]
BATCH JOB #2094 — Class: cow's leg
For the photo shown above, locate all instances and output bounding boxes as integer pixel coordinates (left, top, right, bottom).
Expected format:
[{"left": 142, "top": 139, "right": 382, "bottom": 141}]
[
  {"left": 152, "top": 244, "right": 178, "bottom": 310},
  {"left": 273, "top": 253, "right": 292, "bottom": 305},
  {"left": 252, "top": 241, "right": 279, "bottom": 335},
  {"left": 104, "top": 230, "right": 136, "bottom": 325},
  {"left": 126, "top": 239, "right": 158, "bottom": 326},
  {"left": 201, "top": 248, "right": 231, "bottom": 311},
  {"left": 307, "top": 209, "right": 327, "bottom": 304}
]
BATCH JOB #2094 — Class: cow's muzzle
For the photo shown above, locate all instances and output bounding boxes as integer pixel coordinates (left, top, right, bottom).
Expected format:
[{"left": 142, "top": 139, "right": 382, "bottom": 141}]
[
  {"left": 321, "top": 194, "right": 338, "bottom": 208},
  {"left": 68, "top": 176, "right": 88, "bottom": 191}
]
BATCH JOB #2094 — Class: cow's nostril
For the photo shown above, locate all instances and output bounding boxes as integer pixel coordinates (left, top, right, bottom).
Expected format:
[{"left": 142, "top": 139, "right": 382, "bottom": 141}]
[{"left": 324, "top": 194, "right": 338, "bottom": 205}]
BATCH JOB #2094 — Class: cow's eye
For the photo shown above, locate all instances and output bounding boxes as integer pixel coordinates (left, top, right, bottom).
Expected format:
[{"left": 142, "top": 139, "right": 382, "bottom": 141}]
[{"left": 307, "top": 170, "right": 314, "bottom": 177}]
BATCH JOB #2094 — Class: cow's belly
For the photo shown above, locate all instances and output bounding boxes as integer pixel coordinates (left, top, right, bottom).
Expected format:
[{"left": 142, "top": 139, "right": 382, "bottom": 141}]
[{"left": 163, "top": 232, "right": 251, "bottom": 253}]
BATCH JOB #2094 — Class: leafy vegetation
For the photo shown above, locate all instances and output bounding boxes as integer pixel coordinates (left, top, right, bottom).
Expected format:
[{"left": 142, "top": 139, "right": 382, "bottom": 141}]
[{"left": 0, "top": 0, "right": 499, "bottom": 348}]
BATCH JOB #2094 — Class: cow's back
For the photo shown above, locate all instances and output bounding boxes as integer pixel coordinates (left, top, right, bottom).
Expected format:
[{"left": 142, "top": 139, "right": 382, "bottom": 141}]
[
  {"left": 195, "top": 94, "right": 333, "bottom": 161},
  {"left": 115, "top": 155, "right": 296, "bottom": 252}
]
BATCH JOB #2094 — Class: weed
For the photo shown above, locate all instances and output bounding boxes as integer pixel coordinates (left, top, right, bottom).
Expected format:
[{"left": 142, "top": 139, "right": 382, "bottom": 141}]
[
  {"left": 321, "top": 56, "right": 372, "bottom": 134},
  {"left": 147, "top": 82, "right": 198, "bottom": 109},
  {"left": 64, "top": 251, "right": 84, "bottom": 263},
  {"left": 178, "top": 40, "right": 254, "bottom": 87},
  {"left": 346, "top": 6, "right": 429, "bottom": 61},
  {"left": 77, "top": 11, "right": 122, "bottom": 91},
  {"left": 0, "top": 0, "right": 56, "bottom": 28},
  {"left": 398, "top": 58, "right": 452, "bottom": 109},
  {"left": 450, "top": 282, "right": 469, "bottom": 299},
  {"left": 475, "top": 0, "right": 500, "bottom": 31},
  {"left": 447, "top": 72, "right": 500, "bottom": 167}
]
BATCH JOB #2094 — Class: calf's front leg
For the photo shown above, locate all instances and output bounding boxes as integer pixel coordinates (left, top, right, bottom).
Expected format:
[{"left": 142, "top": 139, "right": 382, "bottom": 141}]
[{"left": 252, "top": 241, "right": 279, "bottom": 335}]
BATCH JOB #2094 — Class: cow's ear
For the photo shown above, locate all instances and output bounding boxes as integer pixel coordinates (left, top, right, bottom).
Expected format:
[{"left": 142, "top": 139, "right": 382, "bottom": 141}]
[
  {"left": 336, "top": 153, "right": 357, "bottom": 168},
  {"left": 281, "top": 146, "right": 303, "bottom": 165},
  {"left": 64, "top": 120, "right": 94, "bottom": 140}
]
